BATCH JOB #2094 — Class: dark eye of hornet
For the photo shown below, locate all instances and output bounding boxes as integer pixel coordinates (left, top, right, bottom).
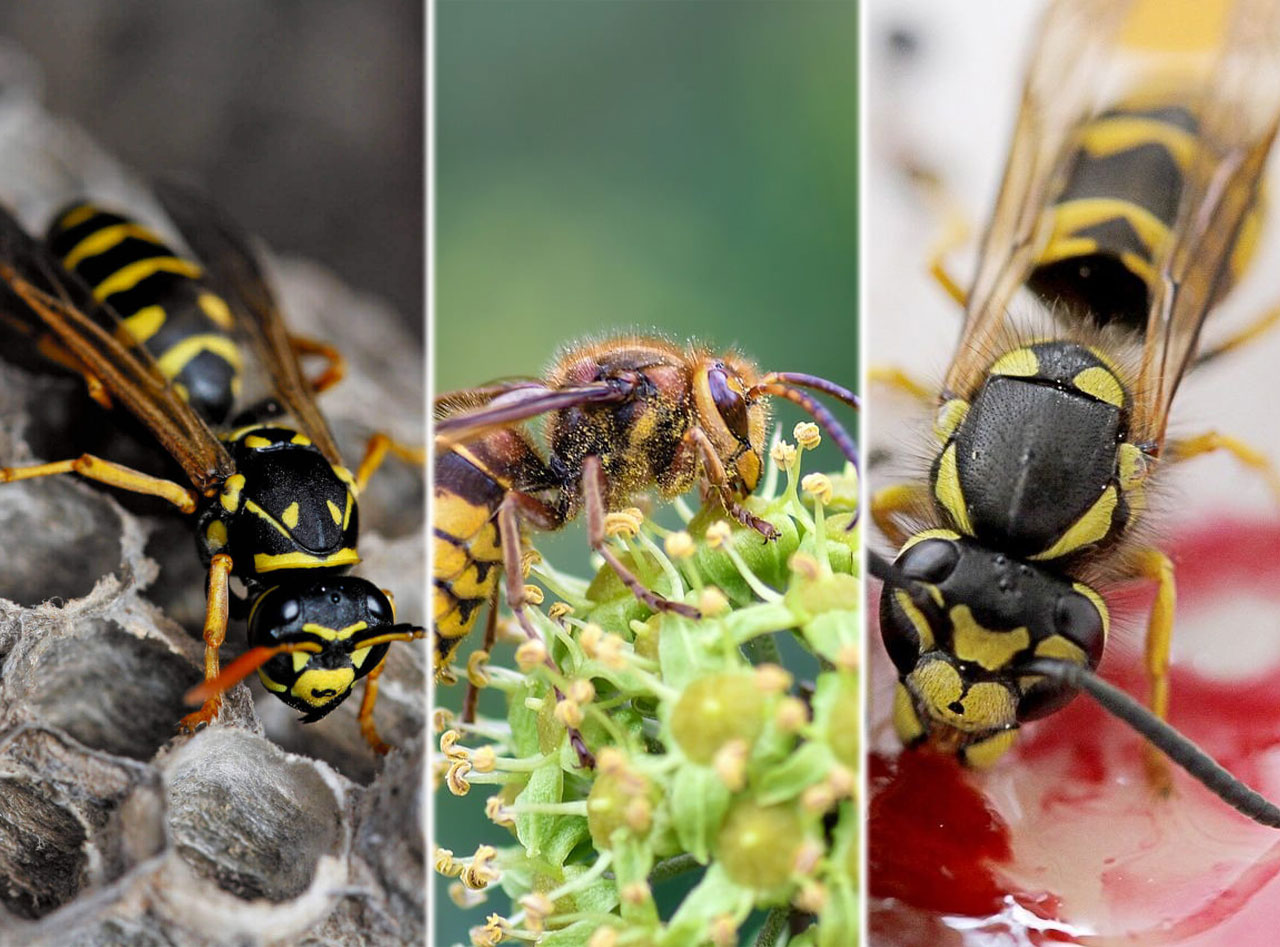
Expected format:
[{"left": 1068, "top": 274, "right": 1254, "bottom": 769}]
[
  {"left": 0, "top": 189, "right": 424, "bottom": 754},
  {"left": 872, "top": 0, "right": 1280, "bottom": 826},
  {"left": 432, "top": 335, "right": 859, "bottom": 752}
]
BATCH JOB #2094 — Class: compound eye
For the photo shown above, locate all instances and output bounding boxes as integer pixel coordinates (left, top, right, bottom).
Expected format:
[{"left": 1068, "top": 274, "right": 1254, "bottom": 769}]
[
  {"left": 249, "top": 591, "right": 302, "bottom": 645},
  {"left": 366, "top": 589, "right": 392, "bottom": 624},
  {"left": 707, "top": 365, "right": 750, "bottom": 443},
  {"left": 899, "top": 538, "right": 960, "bottom": 584},
  {"left": 1054, "top": 589, "right": 1106, "bottom": 668}
]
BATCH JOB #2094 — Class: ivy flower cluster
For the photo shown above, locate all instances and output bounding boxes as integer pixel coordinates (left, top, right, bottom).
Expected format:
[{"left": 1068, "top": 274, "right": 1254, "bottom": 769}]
[{"left": 435, "top": 424, "right": 860, "bottom": 947}]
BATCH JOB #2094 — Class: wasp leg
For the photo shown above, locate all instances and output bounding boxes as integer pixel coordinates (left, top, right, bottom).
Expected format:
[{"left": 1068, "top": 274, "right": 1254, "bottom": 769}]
[
  {"left": 355, "top": 431, "right": 426, "bottom": 494},
  {"left": 871, "top": 483, "right": 931, "bottom": 549},
  {"left": 357, "top": 660, "right": 391, "bottom": 755},
  {"left": 897, "top": 156, "right": 971, "bottom": 308},
  {"left": 497, "top": 495, "right": 595, "bottom": 769},
  {"left": 289, "top": 333, "right": 347, "bottom": 394},
  {"left": 582, "top": 455, "right": 700, "bottom": 619},
  {"left": 1195, "top": 303, "right": 1280, "bottom": 369},
  {"left": 31, "top": 332, "right": 114, "bottom": 410},
  {"left": 1131, "top": 547, "right": 1177, "bottom": 795},
  {"left": 461, "top": 586, "right": 500, "bottom": 725},
  {"left": 178, "top": 553, "right": 234, "bottom": 734},
  {"left": 1167, "top": 430, "right": 1280, "bottom": 506},
  {"left": 869, "top": 365, "right": 936, "bottom": 406},
  {"left": 682, "top": 426, "right": 777, "bottom": 539},
  {"left": 0, "top": 454, "right": 198, "bottom": 513}
]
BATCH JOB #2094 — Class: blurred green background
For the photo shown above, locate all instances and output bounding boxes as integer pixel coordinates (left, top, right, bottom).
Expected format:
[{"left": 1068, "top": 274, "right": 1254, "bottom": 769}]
[{"left": 435, "top": 1, "right": 856, "bottom": 941}]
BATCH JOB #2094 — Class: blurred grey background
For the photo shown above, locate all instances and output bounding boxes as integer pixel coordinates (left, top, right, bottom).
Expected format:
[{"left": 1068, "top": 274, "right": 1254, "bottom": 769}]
[{"left": 0, "top": 0, "right": 423, "bottom": 330}]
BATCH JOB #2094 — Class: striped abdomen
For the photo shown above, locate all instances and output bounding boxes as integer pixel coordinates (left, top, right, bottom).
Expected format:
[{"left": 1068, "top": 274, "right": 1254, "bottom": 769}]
[
  {"left": 433, "top": 446, "right": 508, "bottom": 673},
  {"left": 1027, "top": 102, "right": 1261, "bottom": 332},
  {"left": 47, "top": 202, "right": 242, "bottom": 424}
]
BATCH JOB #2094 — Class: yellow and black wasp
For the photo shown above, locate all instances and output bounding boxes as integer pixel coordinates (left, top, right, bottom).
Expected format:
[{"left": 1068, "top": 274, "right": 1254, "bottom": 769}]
[
  {"left": 0, "top": 187, "right": 424, "bottom": 753},
  {"left": 433, "top": 335, "right": 859, "bottom": 732},
  {"left": 871, "top": 0, "right": 1280, "bottom": 824}
]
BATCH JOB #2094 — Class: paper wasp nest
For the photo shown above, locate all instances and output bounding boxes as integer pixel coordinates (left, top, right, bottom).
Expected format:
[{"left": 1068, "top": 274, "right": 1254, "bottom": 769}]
[{"left": 0, "top": 42, "right": 425, "bottom": 946}]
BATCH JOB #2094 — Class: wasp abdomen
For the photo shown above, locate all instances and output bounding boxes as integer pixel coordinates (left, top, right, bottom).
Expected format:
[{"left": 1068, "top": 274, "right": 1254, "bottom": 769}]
[
  {"left": 47, "top": 203, "right": 242, "bottom": 424},
  {"left": 197, "top": 425, "right": 359, "bottom": 581}
]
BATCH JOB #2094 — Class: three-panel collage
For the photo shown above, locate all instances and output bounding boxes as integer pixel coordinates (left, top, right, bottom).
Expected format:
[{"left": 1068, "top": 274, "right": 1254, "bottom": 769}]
[{"left": 4, "top": 1, "right": 1280, "bottom": 945}]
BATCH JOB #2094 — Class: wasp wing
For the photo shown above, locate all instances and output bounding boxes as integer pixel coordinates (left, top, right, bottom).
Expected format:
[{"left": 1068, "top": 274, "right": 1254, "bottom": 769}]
[
  {"left": 0, "top": 206, "right": 233, "bottom": 492},
  {"left": 943, "top": 0, "right": 1137, "bottom": 398},
  {"left": 155, "top": 182, "right": 342, "bottom": 465},
  {"left": 1131, "top": 0, "right": 1280, "bottom": 444},
  {"left": 435, "top": 382, "right": 628, "bottom": 446}
]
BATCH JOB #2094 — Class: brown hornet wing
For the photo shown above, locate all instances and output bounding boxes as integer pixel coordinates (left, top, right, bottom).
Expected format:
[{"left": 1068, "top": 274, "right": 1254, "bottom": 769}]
[
  {"left": 942, "top": 0, "right": 1137, "bottom": 398},
  {"left": 155, "top": 182, "right": 342, "bottom": 464},
  {"left": 0, "top": 206, "right": 233, "bottom": 492},
  {"left": 434, "top": 381, "right": 628, "bottom": 446},
  {"left": 1130, "top": 0, "right": 1280, "bottom": 446}
]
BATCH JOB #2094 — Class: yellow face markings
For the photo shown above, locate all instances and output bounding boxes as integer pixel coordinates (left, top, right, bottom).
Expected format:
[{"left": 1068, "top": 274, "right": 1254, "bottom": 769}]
[
  {"left": 735, "top": 449, "right": 761, "bottom": 493},
  {"left": 117, "top": 305, "right": 167, "bottom": 346},
  {"left": 900, "top": 528, "right": 962, "bottom": 552},
  {"left": 351, "top": 647, "right": 372, "bottom": 669},
  {"left": 1029, "top": 485, "right": 1118, "bottom": 561},
  {"left": 156, "top": 335, "right": 243, "bottom": 381},
  {"left": 933, "top": 443, "right": 975, "bottom": 536},
  {"left": 893, "top": 589, "right": 935, "bottom": 654},
  {"left": 220, "top": 473, "right": 246, "bottom": 513},
  {"left": 1071, "top": 366, "right": 1125, "bottom": 408},
  {"left": 908, "top": 661, "right": 1018, "bottom": 732},
  {"left": 253, "top": 548, "right": 360, "bottom": 573},
  {"left": 301, "top": 620, "right": 368, "bottom": 642},
  {"left": 291, "top": 667, "right": 355, "bottom": 707},
  {"left": 1032, "top": 634, "right": 1088, "bottom": 666},
  {"left": 92, "top": 257, "right": 203, "bottom": 301},
  {"left": 62, "top": 221, "right": 165, "bottom": 269},
  {"left": 196, "top": 291, "right": 235, "bottom": 329},
  {"left": 1117, "top": 442, "right": 1147, "bottom": 490},
  {"left": 961, "top": 729, "right": 1019, "bottom": 768},
  {"left": 893, "top": 684, "right": 926, "bottom": 744},
  {"left": 257, "top": 671, "right": 287, "bottom": 693},
  {"left": 205, "top": 520, "right": 228, "bottom": 550},
  {"left": 934, "top": 398, "right": 970, "bottom": 443},
  {"left": 988, "top": 348, "right": 1039, "bottom": 378},
  {"left": 292, "top": 651, "right": 311, "bottom": 673},
  {"left": 1072, "top": 582, "right": 1110, "bottom": 640},
  {"left": 949, "top": 605, "right": 1030, "bottom": 671},
  {"left": 281, "top": 502, "right": 301, "bottom": 529}
]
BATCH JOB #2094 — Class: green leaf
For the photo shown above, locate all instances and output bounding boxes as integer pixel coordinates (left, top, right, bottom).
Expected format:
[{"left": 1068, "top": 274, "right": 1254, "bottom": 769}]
[
  {"left": 537, "top": 920, "right": 613, "bottom": 947},
  {"left": 514, "top": 763, "right": 566, "bottom": 862},
  {"left": 669, "top": 765, "right": 731, "bottom": 863},
  {"left": 660, "top": 862, "right": 754, "bottom": 946},
  {"left": 755, "top": 741, "right": 834, "bottom": 805}
]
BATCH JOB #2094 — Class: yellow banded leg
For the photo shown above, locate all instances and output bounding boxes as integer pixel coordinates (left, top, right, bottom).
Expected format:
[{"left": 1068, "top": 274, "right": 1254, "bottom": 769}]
[
  {"left": 900, "top": 160, "right": 970, "bottom": 308},
  {"left": 0, "top": 453, "right": 198, "bottom": 513},
  {"left": 358, "top": 660, "right": 391, "bottom": 755},
  {"left": 179, "top": 554, "right": 234, "bottom": 734},
  {"left": 289, "top": 333, "right": 348, "bottom": 394},
  {"left": 872, "top": 482, "right": 931, "bottom": 548},
  {"left": 355, "top": 432, "right": 427, "bottom": 494},
  {"left": 1195, "top": 303, "right": 1280, "bottom": 368},
  {"left": 1133, "top": 546, "right": 1176, "bottom": 795},
  {"left": 869, "top": 365, "right": 936, "bottom": 406},
  {"left": 32, "top": 333, "right": 114, "bottom": 410},
  {"left": 1167, "top": 430, "right": 1280, "bottom": 506}
]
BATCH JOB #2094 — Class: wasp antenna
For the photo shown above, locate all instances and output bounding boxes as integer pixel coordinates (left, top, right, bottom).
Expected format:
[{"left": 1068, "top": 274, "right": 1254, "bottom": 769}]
[
  {"left": 868, "top": 547, "right": 939, "bottom": 614},
  {"left": 346, "top": 625, "right": 426, "bottom": 652},
  {"left": 1023, "top": 658, "right": 1280, "bottom": 829},
  {"left": 184, "top": 642, "right": 321, "bottom": 705},
  {"left": 749, "top": 378, "right": 860, "bottom": 477}
]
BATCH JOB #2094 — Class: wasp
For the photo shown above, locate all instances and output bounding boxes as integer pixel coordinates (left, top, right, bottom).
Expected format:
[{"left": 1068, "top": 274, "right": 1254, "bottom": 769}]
[
  {"left": 872, "top": 0, "right": 1280, "bottom": 824},
  {"left": 433, "top": 336, "right": 859, "bottom": 708},
  {"left": 0, "top": 188, "right": 424, "bottom": 753}
]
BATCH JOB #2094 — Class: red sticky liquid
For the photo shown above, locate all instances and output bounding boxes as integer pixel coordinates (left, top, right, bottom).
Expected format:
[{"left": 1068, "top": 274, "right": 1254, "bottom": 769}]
[{"left": 869, "top": 518, "right": 1280, "bottom": 946}]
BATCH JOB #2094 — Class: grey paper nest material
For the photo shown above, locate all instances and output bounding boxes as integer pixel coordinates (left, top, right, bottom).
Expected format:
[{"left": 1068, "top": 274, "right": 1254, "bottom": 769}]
[{"left": 0, "top": 46, "right": 425, "bottom": 947}]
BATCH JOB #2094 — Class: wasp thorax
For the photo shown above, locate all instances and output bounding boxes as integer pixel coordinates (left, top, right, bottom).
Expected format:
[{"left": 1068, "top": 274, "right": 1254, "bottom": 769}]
[
  {"left": 881, "top": 534, "right": 1108, "bottom": 765},
  {"left": 249, "top": 577, "right": 396, "bottom": 720},
  {"left": 693, "top": 360, "right": 767, "bottom": 493}
]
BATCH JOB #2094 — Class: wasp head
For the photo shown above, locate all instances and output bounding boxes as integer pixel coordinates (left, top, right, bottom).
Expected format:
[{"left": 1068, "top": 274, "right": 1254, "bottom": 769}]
[
  {"left": 693, "top": 356, "right": 768, "bottom": 493},
  {"left": 879, "top": 532, "right": 1107, "bottom": 766},
  {"left": 248, "top": 576, "right": 404, "bottom": 720}
]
